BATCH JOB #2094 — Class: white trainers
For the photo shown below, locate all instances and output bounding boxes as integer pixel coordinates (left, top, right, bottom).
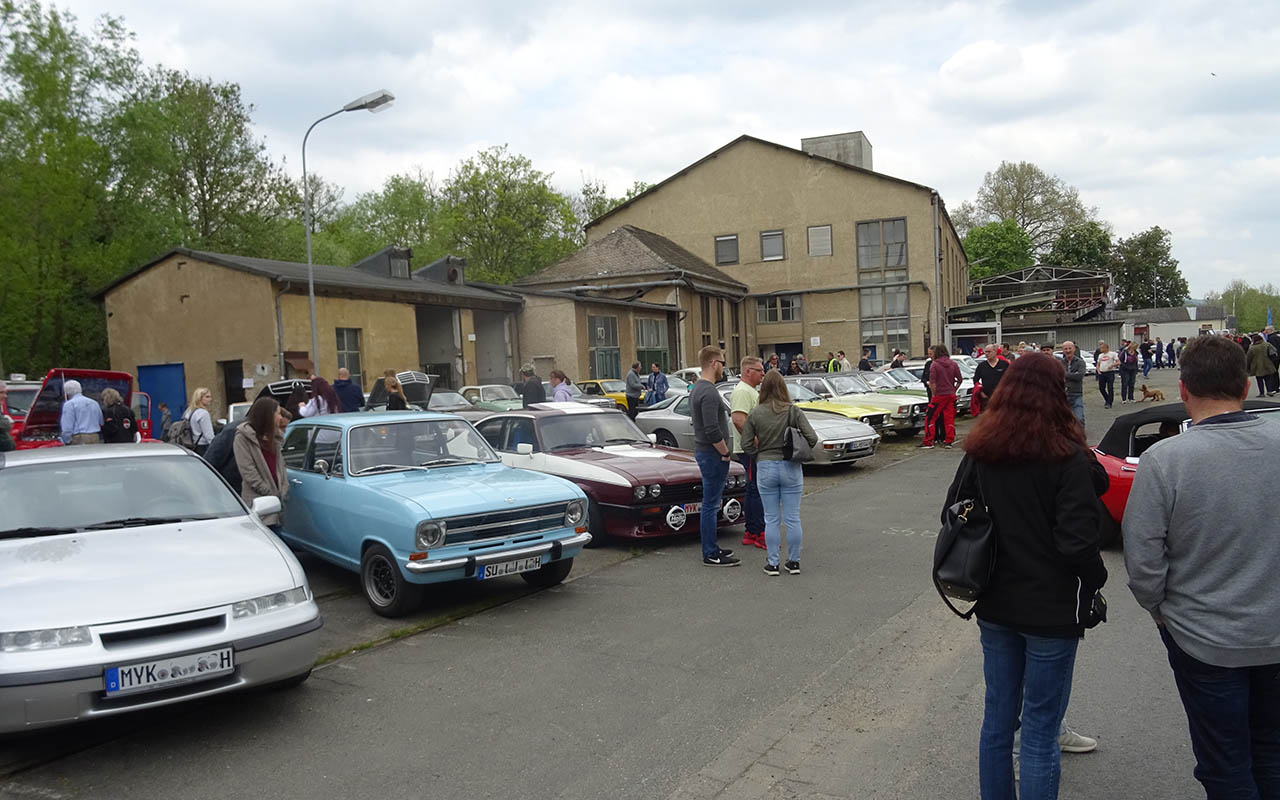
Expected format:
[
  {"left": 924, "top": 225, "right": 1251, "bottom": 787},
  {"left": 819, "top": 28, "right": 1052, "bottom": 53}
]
[{"left": 1059, "top": 724, "right": 1098, "bottom": 753}]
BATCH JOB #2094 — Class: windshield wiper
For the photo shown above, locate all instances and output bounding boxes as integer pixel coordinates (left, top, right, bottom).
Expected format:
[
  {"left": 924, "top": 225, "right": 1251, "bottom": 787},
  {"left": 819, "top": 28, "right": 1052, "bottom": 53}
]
[
  {"left": 548, "top": 443, "right": 587, "bottom": 452},
  {"left": 82, "top": 515, "right": 219, "bottom": 530},
  {"left": 352, "top": 463, "right": 430, "bottom": 476},
  {"left": 418, "top": 457, "right": 471, "bottom": 467},
  {"left": 602, "top": 438, "right": 645, "bottom": 445},
  {"left": 0, "top": 526, "right": 81, "bottom": 540}
]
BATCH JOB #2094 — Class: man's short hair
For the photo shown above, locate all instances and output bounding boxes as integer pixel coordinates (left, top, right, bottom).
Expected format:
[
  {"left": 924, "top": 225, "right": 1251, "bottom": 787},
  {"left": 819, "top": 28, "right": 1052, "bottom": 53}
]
[
  {"left": 520, "top": 363, "right": 535, "bottom": 376},
  {"left": 64, "top": 379, "right": 82, "bottom": 397},
  {"left": 698, "top": 345, "right": 724, "bottom": 369},
  {"left": 1179, "top": 336, "right": 1248, "bottom": 401},
  {"left": 740, "top": 356, "right": 763, "bottom": 372}
]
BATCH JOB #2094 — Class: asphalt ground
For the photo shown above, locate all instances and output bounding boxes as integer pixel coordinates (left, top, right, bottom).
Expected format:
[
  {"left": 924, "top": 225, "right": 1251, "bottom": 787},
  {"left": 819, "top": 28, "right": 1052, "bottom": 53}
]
[{"left": 0, "top": 365, "right": 1203, "bottom": 799}]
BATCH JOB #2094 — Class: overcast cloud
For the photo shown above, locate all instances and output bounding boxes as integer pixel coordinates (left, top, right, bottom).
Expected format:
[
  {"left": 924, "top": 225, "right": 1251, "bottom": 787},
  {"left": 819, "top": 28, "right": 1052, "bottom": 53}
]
[{"left": 64, "top": 0, "right": 1280, "bottom": 297}]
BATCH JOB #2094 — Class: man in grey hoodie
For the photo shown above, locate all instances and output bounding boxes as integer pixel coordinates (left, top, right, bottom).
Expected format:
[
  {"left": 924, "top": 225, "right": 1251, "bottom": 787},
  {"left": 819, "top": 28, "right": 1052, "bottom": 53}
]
[{"left": 1123, "top": 335, "right": 1280, "bottom": 798}]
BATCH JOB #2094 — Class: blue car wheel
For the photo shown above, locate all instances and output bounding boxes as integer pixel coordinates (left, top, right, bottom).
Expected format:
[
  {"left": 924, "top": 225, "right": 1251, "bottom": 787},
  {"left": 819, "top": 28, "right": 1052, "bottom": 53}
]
[{"left": 360, "top": 543, "right": 425, "bottom": 617}]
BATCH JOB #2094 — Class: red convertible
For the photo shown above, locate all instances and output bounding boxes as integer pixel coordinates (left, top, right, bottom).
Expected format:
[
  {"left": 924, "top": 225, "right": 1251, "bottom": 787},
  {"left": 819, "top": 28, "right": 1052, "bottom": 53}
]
[
  {"left": 474, "top": 403, "right": 746, "bottom": 545},
  {"left": 1093, "top": 399, "right": 1280, "bottom": 546},
  {"left": 12, "top": 368, "right": 144, "bottom": 449}
]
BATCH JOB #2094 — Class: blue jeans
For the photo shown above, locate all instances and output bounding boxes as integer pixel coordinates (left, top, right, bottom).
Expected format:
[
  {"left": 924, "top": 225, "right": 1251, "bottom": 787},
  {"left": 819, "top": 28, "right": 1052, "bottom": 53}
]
[
  {"left": 736, "top": 452, "right": 765, "bottom": 536},
  {"left": 1068, "top": 394, "right": 1084, "bottom": 426},
  {"left": 694, "top": 449, "right": 730, "bottom": 559},
  {"left": 1120, "top": 367, "right": 1137, "bottom": 401},
  {"left": 1160, "top": 626, "right": 1280, "bottom": 799},
  {"left": 1142, "top": 356, "right": 1153, "bottom": 377},
  {"left": 978, "top": 620, "right": 1079, "bottom": 800},
  {"left": 757, "top": 459, "right": 804, "bottom": 566}
]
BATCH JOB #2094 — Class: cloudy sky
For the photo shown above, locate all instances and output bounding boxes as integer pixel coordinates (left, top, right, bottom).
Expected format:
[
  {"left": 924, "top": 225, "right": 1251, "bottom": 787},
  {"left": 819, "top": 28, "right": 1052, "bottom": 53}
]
[{"left": 64, "top": 0, "right": 1280, "bottom": 297}]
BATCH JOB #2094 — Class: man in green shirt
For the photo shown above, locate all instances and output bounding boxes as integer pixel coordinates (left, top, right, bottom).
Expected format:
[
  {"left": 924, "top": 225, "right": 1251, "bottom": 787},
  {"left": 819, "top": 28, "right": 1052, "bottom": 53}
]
[{"left": 731, "top": 356, "right": 766, "bottom": 549}]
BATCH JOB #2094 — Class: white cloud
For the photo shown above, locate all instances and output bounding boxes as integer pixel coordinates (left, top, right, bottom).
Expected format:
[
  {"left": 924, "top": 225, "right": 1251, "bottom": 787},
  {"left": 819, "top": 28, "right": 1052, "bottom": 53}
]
[{"left": 60, "top": 0, "right": 1280, "bottom": 296}]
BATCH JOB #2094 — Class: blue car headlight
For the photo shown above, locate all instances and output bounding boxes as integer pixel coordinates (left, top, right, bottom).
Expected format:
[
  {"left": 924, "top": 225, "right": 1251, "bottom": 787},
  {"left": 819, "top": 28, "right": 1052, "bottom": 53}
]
[
  {"left": 416, "top": 521, "right": 447, "bottom": 550},
  {"left": 565, "top": 500, "right": 586, "bottom": 527}
]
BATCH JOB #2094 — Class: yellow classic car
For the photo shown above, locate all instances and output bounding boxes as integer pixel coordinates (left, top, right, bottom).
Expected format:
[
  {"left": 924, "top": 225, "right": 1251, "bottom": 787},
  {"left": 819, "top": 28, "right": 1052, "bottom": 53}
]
[
  {"left": 575, "top": 379, "right": 638, "bottom": 410},
  {"left": 784, "top": 380, "right": 891, "bottom": 434}
]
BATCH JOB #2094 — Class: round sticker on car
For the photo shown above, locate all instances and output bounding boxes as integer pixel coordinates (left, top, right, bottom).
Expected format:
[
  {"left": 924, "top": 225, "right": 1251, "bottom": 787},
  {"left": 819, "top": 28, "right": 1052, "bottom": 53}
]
[{"left": 666, "top": 506, "right": 687, "bottom": 530}]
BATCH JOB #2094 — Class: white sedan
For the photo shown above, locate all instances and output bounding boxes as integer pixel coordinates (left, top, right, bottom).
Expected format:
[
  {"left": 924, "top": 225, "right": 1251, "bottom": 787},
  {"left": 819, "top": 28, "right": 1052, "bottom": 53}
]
[{"left": 0, "top": 444, "right": 320, "bottom": 733}]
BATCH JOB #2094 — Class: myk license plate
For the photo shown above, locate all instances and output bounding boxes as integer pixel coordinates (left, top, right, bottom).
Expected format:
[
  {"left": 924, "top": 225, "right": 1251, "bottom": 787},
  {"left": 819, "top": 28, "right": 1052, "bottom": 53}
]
[{"left": 105, "top": 647, "right": 234, "bottom": 696}]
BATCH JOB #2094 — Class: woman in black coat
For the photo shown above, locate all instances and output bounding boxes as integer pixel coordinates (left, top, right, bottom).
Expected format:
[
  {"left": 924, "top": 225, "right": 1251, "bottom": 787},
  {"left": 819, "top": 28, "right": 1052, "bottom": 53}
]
[
  {"left": 99, "top": 388, "right": 138, "bottom": 443},
  {"left": 944, "top": 353, "right": 1107, "bottom": 800}
]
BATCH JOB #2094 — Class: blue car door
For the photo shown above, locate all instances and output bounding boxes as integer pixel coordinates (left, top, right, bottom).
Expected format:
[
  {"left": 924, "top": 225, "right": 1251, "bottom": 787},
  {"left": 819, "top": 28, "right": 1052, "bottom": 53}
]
[{"left": 291, "top": 425, "right": 362, "bottom": 570}]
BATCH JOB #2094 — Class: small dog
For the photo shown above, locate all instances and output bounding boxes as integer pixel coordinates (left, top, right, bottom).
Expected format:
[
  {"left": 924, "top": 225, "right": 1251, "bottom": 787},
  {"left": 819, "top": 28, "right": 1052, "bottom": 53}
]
[{"left": 1140, "top": 384, "right": 1165, "bottom": 402}]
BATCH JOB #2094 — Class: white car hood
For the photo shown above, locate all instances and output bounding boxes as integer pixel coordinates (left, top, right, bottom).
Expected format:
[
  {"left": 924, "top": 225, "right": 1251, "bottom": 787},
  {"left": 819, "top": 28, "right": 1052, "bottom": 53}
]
[{"left": 0, "top": 517, "right": 297, "bottom": 631}]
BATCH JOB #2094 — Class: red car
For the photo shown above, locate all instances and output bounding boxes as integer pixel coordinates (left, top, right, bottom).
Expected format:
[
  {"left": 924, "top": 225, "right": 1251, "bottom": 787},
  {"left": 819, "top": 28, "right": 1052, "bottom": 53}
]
[
  {"left": 1093, "top": 399, "right": 1280, "bottom": 546},
  {"left": 12, "top": 368, "right": 137, "bottom": 449},
  {"left": 1, "top": 379, "right": 41, "bottom": 440},
  {"left": 474, "top": 403, "right": 747, "bottom": 544}
]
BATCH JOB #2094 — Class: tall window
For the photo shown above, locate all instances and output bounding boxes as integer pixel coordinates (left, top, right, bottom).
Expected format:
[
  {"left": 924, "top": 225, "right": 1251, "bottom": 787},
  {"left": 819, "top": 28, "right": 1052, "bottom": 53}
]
[
  {"left": 729, "top": 302, "right": 741, "bottom": 362},
  {"left": 856, "top": 218, "right": 908, "bottom": 269},
  {"left": 760, "top": 230, "right": 785, "bottom": 261},
  {"left": 635, "top": 318, "right": 670, "bottom": 372},
  {"left": 588, "top": 315, "right": 620, "bottom": 379},
  {"left": 716, "top": 298, "right": 726, "bottom": 346},
  {"left": 756, "top": 295, "right": 801, "bottom": 323},
  {"left": 858, "top": 269, "right": 911, "bottom": 358},
  {"left": 714, "top": 235, "right": 739, "bottom": 266},
  {"left": 336, "top": 328, "right": 363, "bottom": 387},
  {"left": 807, "top": 225, "right": 833, "bottom": 257},
  {"left": 700, "top": 296, "right": 712, "bottom": 347}
]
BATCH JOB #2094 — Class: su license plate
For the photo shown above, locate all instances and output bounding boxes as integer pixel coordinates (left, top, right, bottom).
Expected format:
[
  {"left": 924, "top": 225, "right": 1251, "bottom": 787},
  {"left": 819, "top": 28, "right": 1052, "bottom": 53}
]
[
  {"left": 478, "top": 555, "right": 543, "bottom": 580},
  {"left": 104, "top": 647, "right": 234, "bottom": 696}
]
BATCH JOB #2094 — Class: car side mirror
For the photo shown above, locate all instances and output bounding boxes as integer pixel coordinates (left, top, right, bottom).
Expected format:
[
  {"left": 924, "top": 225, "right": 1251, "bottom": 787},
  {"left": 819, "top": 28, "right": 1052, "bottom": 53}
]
[
  {"left": 515, "top": 443, "right": 534, "bottom": 456},
  {"left": 314, "top": 458, "right": 331, "bottom": 479},
  {"left": 251, "top": 496, "right": 281, "bottom": 518},
  {"left": 1124, "top": 456, "right": 1140, "bottom": 465},
  {"left": 647, "top": 433, "right": 658, "bottom": 444}
]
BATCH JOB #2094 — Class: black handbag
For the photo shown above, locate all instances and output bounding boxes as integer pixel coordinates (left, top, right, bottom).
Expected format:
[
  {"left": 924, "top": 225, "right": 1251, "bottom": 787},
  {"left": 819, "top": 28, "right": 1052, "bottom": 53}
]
[
  {"left": 933, "top": 456, "right": 996, "bottom": 619},
  {"left": 783, "top": 406, "right": 814, "bottom": 463}
]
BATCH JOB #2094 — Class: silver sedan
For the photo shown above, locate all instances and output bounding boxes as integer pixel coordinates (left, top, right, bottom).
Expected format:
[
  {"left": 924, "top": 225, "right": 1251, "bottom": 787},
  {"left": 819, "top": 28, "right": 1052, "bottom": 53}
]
[
  {"left": 0, "top": 444, "right": 320, "bottom": 734},
  {"left": 635, "top": 392, "right": 879, "bottom": 465}
]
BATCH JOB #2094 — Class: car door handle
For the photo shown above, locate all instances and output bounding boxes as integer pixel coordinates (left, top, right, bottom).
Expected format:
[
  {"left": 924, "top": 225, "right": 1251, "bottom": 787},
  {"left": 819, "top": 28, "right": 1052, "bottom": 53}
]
[
  {"left": 1121, "top": 467, "right": 1137, "bottom": 473},
  {"left": 290, "top": 478, "right": 303, "bottom": 485}
]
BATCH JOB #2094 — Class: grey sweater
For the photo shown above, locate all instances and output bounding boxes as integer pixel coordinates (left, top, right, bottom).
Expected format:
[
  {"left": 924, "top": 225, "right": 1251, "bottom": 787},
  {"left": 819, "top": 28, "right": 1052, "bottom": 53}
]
[
  {"left": 1063, "top": 355, "right": 1086, "bottom": 396},
  {"left": 690, "top": 379, "right": 731, "bottom": 452},
  {"left": 1123, "top": 414, "right": 1280, "bottom": 667}
]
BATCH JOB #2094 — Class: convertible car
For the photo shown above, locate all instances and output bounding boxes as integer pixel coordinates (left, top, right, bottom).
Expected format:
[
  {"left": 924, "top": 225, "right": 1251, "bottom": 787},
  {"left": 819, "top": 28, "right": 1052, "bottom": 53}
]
[
  {"left": 277, "top": 412, "right": 590, "bottom": 616},
  {"left": 1093, "top": 399, "right": 1280, "bottom": 546},
  {"left": 475, "top": 404, "right": 746, "bottom": 544}
]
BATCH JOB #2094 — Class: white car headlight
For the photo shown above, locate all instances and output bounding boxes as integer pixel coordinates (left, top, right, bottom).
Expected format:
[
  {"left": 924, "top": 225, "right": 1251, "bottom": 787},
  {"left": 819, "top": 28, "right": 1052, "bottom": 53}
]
[
  {"left": 897, "top": 405, "right": 910, "bottom": 414},
  {"left": 634, "top": 485, "right": 648, "bottom": 500},
  {"left": 232, "top": 586, "right": 310, "bottom": 619},
  {"left": 565, "top": 499, "right": 586, "bottom": 527},
  {"left": 0, "top": 626, "right": 91, "bottom": 652},
  {"left": 648, "top": 484, "right": 662, "bottom": 498},
  {"left": 416, "top": 520, "right": 447, "bottom": 550}
]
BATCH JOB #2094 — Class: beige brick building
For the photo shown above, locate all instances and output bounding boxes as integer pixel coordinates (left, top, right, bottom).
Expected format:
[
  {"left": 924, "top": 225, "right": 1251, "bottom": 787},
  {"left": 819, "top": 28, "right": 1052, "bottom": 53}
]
[{"left": 585, "top": 133, "right": 969, "bottom": 364}]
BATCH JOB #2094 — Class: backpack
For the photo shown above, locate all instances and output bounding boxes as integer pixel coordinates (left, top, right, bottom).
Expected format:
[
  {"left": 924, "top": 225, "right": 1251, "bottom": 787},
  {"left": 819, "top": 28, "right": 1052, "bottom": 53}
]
[{"left": 164, "top": 413, "right": 196, "bottom": 449}]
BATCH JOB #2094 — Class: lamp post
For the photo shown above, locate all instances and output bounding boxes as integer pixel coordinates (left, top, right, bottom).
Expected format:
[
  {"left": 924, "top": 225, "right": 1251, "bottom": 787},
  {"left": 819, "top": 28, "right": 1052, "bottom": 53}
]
[{"left": 302, "top": 89, "right": 395, "bottom": 373}]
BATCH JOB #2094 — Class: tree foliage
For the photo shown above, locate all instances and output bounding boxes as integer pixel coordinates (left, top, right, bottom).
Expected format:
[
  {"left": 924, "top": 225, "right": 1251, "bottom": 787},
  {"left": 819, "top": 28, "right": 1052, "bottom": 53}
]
[
  {"left": 1047, "top": 221, "right": 1112, "bottom": 268},
  {"left": 1202, "top": 279, "right": 1280, "bottom": 334},
  {"left": 961, "top": 220, "right": 1034, "bottom": 279},
  {"left": 957, "top": 161, "right": 1095, "bottom": 254},
  {"left": 1108, "top": 226, "right": 1189, "bottom": 309}
]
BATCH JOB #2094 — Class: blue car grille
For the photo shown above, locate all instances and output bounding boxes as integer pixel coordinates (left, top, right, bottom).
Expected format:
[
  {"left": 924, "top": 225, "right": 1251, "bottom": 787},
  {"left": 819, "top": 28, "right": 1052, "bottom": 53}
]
[{"left": 443, "top": 502, "right": 569, "bottom": 545}]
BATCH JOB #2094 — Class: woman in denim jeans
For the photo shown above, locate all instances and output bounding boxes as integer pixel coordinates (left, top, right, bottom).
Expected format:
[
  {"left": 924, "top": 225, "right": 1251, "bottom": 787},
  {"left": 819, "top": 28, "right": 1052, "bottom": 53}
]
[
  {"left": 944, "top": 354, "right": 1107, "bottom": 799},
  {"left": 742, "top": 371, "right": 817, "bottom": 576}
]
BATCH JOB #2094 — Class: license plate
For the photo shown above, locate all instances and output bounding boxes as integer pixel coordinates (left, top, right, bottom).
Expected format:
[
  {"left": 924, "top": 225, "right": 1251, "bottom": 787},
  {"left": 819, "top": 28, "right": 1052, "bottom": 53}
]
[
  {"left": 478, "top": 555, "right": 543, "bottom": 580},
  {"left": 850, "top": 441, "right": 871, "bottom": 451},
  {"left": 683, "top": 502, "right": 701, "bottom": 513},
  {"left": 104, "top": 647, "right": 234, "bottom": 696}
]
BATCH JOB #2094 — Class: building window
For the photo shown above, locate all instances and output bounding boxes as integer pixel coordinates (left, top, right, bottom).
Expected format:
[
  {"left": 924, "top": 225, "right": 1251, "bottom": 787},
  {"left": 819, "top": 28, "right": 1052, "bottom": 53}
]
[
  {"left": 760, "top": 230, "right": 785, "bottom": 261},
  {"left": 856, "top": 218, "right": 908, "bottom": 269},
  {"left": 588, "top": 315, "right": 620, "bottom": 379},
  {"left": 700, "top": 296, "right": 712, "bottom": 347},
  {"left": 714, "top": 235, "right": 739, "bottom": 266},
  {"left": 336, "top": 328, "right": 362, "bottom": 387},
  {"left": 730, "top": 302, "right": 741, "bottom": 363},
  {"left": 716, "top": 298, "right": 726, "bottom": 345},
  {"left": 756, "top": 295, "right": 801, "bottom": 324},
  {"left": 858, "top": 268, "right": 911, "bottom": 358},
  {"left": 636, "top": 318, "right": 670, "bottom": 372},
  {"left": 807, "top": 225, "right": 833, "bottom": 257}
]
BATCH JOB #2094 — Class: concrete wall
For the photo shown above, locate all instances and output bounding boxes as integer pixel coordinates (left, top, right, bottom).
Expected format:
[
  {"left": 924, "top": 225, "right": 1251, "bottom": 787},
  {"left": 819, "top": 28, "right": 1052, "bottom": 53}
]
[
  {"left": 585, "top": 137, "right": 966, "bottom": 358},
  {"left": 104, "top": 254, "right": 279, "bottom": 420},
  {"left": 517, "top": 294, "right": 581, "bottom": 378},
  {"left": 279, "top": 293, "right": 419, "bottom": 392}
]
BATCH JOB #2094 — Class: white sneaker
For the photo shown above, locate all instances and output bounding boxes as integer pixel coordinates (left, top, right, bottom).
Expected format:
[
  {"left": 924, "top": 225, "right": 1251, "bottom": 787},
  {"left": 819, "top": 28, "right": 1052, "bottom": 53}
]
[{"left": 1059, "top": 724, "right": 1097, "bottom": 753}]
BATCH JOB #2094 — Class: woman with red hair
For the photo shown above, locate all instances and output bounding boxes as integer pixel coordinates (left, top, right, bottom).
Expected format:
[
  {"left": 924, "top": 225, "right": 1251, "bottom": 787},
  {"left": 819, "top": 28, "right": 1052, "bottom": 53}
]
[{"left": 945, "top": 353, "right": 1108, "bottom": 800}]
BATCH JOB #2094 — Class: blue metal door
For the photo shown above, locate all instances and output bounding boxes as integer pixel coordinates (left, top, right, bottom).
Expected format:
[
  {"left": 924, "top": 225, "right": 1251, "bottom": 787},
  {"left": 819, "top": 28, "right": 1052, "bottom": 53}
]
[{"left": 137, "top": 363, "right": 187, "bottom": 436}]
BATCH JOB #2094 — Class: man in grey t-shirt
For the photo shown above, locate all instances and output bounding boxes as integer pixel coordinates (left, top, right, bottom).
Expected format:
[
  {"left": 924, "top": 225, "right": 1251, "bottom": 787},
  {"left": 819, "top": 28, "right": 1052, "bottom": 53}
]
[
  {"left": 689, "top": 345, "right": 738, "bottom": 567},
  {"left": 1124, "top": 335, "right": 1280, "bottom": 797}
]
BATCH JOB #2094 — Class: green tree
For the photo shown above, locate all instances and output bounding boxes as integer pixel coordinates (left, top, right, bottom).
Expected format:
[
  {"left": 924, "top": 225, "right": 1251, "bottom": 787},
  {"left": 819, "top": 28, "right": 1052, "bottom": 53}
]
[
  {"left": 1048, "top": 221, "right": 1113, "bottom": 268},
  {"left": 438, "top": 145, "right": 579, "bottom": 283},
  {"left": 0, "top": 1, "right": 141, "bottom": 374},
  {"left": 1203, "top": 279, "right": 1280, "bottom": 333},
  {"left": 961, "top": 220, "right": 1034, "bottom": 279},
  {"left": 1109, "top": 226, "right": 1189, "bottom": 308},
  {"left": 571, "top": 177, "right": 652, "bottom": 243},
  {"left": 959, "top": 161, "right": 1096, "bottom": 254}
]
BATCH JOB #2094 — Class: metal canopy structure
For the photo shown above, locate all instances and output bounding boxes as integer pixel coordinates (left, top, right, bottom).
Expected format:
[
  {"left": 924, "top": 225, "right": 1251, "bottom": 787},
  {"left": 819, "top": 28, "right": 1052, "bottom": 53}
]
[
  {"left": 944, "top": 290, "right": 1060, "bottom": 352},
  {"left": 969, "top": 266, "right": 1112, "bottom": 317}
]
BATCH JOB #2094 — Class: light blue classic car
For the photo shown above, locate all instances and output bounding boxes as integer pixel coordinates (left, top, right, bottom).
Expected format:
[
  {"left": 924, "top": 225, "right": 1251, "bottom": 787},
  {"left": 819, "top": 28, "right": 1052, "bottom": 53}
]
[{"left": 277, "top": 412, "right": 591, "bottom": 617}]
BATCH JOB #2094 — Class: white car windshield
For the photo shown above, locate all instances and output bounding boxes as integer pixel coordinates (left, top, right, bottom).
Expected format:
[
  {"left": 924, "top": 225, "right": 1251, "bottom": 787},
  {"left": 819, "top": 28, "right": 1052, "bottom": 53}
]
[
  {"left": 0, "top": 455, "right": 245, "bottom": 536},
  {"left": 349, "top": 420, "right": 498, "bottom": 474},
  {"left": 484, "top": 386, "right": 519, "bottom": 401},
  {"left": 786, "top": 382, "right": 822, "bottom": 402},
  {"left": 3, "top": 387, "right": 38, "bottom": 419},
  {"left": 540, "top": 414, "right": 649, "bottom": 451},
  {"left": 887, "top": 368, "right": 919, "bottom": 385},
  {"left": 828, "top": 375, "right": 873, "bottom": 395},
  {"left": 428, "top": 391, "right": 474, "bottom": 410}
]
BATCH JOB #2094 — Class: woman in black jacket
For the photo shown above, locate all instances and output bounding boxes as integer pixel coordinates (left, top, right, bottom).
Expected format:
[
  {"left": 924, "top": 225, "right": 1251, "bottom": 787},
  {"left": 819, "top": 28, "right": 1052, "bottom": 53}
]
[
  {"left": 99, "top": 388, "right": 138, "bottom": 443},
  {"left": 944, "top": 352, "right": 1107, "bottom": 800}
]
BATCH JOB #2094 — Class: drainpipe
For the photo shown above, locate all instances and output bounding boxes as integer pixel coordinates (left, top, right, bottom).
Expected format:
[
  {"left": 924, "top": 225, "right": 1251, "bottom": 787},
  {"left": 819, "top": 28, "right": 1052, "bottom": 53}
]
[
  {"left": 932, "top": 192, "right": 942, "bottom": 349},
  {"left": 275, "top": 280, "right": 292, "bottom": 378}
]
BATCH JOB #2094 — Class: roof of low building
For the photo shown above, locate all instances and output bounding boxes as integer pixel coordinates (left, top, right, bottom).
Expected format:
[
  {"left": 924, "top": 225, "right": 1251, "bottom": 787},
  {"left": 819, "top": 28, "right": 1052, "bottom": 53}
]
[
  {"left": 1107, "top": 305, "right": 1226, "bottom": 323},
  {"left": 515, "top": 225, "right": 747, "bottom": 294},
  {"left": 94, "top": 248, "right": 522, "bottom": 309}
]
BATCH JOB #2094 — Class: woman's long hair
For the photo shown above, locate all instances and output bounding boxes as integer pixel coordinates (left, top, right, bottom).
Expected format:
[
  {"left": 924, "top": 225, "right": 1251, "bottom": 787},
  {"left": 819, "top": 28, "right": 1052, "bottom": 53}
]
[
  {"left": 757, "top": 370, "right": 791, "bottom": 414},
  {"left": 311, "top": 376, "right": 341, "bottom": 414},
  {"left": 963, "top": 353, "right": 1085, "bottom": 463},
  {"left": 245, "top": 397, "right": 280, "bottom": 447},
  {"left": 385, "top": 376, "right": 407, "bottom": 401}
]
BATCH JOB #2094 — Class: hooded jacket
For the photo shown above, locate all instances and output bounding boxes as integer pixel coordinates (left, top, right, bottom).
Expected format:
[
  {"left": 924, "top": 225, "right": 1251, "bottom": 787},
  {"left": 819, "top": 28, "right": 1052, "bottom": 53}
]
[{"left": 232, "top": 423, "right": 288, "bottom": 525}]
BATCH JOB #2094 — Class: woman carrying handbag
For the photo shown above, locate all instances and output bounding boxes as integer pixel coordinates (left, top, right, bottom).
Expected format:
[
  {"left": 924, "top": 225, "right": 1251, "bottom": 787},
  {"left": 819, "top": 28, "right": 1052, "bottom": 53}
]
[
  {"left": 742, "top": 370, "right": 818, "bottom": 577},
  {"left": 942, "top": 353, "right": 1107, "bottom": 800}
]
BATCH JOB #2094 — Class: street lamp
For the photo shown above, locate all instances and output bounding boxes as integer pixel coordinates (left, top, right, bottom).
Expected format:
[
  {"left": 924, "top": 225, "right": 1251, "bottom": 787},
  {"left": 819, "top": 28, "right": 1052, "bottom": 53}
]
[{"left": 301, "top": 89, "right": 395, "bottom": 374}]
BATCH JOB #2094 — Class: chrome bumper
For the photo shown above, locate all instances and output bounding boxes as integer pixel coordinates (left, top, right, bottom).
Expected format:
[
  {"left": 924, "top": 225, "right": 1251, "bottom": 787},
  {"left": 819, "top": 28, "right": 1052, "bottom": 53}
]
[{"left": 404, "top": 532, "right": 593, "bottom": 574}]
